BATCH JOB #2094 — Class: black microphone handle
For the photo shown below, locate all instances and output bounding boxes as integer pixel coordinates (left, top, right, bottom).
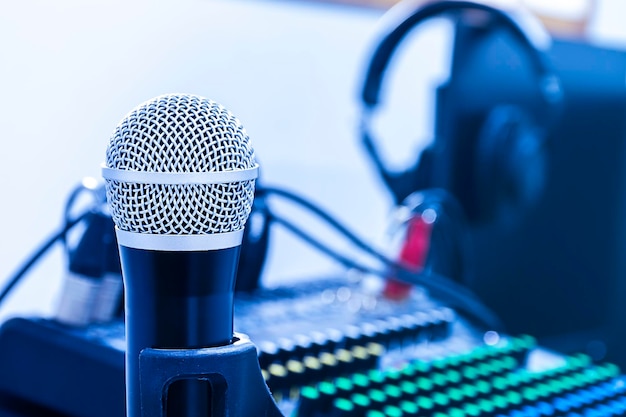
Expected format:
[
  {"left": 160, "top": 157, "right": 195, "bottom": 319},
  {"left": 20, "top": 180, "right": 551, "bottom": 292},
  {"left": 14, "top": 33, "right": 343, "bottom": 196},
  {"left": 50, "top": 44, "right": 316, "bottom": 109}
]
[{"left": 120, "top": 244, "right": 241, "bottom": 417}]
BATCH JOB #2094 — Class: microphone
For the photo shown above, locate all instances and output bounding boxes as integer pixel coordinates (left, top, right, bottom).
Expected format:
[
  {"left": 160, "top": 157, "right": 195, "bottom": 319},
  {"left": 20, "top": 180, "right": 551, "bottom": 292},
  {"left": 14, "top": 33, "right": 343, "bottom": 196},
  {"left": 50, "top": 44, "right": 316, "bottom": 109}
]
[{"left": 101, "top": 94, "right": 259, "bottom": 417}]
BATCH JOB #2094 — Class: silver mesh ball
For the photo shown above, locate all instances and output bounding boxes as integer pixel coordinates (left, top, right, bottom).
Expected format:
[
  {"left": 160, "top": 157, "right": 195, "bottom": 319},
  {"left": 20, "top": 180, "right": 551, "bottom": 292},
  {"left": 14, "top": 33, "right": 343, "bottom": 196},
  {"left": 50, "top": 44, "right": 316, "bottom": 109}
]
[{"left": 104, "top": 94, "right": 256, "bottom": 235}]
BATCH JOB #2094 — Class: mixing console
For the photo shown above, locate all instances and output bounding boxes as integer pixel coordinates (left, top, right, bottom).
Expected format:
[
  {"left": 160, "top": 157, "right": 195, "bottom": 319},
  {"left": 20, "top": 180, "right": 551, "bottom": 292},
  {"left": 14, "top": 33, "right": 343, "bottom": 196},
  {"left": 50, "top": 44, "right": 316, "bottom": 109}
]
[{"left": 0, "top": 276, "right": 622, "bottom": 417}]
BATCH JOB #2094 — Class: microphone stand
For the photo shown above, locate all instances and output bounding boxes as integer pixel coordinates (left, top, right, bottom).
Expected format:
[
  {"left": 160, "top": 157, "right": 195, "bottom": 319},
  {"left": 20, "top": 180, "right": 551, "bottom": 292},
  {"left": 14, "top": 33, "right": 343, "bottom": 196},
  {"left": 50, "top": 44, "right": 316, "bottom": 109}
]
[{"left": 138, "top": 333, "right": 283, "bottom": 417}]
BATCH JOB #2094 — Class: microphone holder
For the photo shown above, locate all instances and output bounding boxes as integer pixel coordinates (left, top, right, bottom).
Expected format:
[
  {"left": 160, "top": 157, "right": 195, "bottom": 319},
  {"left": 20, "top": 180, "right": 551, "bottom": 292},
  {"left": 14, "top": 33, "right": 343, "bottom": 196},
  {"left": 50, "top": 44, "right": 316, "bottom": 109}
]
[{"left": 138, "top": 333, "right": 283, "bottom": 417}]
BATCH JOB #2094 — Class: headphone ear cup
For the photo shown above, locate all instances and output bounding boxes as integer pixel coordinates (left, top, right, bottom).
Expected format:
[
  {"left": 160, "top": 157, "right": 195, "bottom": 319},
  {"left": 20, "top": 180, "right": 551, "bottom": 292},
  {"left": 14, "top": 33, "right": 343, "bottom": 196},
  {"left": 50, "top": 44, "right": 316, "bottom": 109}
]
[{"left": 474, "top": 105, "right": 547, "bottom": 223}]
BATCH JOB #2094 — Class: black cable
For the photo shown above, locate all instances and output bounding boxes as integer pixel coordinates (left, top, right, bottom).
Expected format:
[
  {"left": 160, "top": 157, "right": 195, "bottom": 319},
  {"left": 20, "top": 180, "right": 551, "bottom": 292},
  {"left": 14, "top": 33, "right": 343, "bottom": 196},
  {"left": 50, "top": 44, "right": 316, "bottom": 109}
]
[
  {"left": 258, "top": 185, "right": 503, "bottom": 331},
  {"left": 266, "top": 209, "right": 503, "bottom": 332},
  {"left": 256, "top": 186, "right": 423, "bottom": 275},
  {"left": 264, "top": 210, "right": 365, "bottom": 273},
  {"left": 0, "top": 211, "right": 92, "bottom": 307},
  {"left": 61, "top": 180, "right": 106, "bottom": 254},
  {"left": 257, "top": 185, "right": 478, "bottom": 301}
]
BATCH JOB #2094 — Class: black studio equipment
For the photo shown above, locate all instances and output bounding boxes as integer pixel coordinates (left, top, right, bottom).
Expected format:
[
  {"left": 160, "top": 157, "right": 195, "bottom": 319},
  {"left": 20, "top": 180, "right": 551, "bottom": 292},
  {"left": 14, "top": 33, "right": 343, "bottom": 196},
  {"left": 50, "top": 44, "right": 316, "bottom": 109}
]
[
  {"left": 446, "top": 19, "right": 626, "bottom": 365},
  {"left": 55, "top": 184, "right": 123, "bottom": 327},
  {"left": 234, "top": 187, "right": 272, "bottom": 293},
  {"left": 360, "top": 0, "right": 626, "bottom": 367}
]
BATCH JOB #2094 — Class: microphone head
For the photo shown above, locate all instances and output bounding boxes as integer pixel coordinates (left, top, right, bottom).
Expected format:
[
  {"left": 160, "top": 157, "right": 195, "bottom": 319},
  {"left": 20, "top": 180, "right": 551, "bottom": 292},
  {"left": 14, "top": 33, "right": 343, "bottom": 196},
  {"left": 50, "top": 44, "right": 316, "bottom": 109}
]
[{"left": 103, "top": 94, "right": 257, "bottom": 240}]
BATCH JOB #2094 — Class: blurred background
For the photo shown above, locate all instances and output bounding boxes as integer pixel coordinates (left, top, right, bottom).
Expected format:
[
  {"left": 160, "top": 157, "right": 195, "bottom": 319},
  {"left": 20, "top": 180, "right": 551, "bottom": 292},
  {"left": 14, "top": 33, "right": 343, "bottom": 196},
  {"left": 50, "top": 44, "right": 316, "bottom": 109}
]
[{"left": 1, "top": 0, "right": 626, "bottom": 354}]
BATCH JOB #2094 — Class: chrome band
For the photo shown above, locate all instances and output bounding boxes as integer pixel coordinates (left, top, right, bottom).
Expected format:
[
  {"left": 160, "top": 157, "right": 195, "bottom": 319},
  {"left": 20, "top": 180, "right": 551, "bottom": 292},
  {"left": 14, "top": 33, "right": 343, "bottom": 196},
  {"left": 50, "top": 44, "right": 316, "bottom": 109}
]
[
  {"left": 115, "top": 228, "right": 244, "bottom": 251},
  {"left": 101, "top": 164, "right": 259, "bottom": 185}
]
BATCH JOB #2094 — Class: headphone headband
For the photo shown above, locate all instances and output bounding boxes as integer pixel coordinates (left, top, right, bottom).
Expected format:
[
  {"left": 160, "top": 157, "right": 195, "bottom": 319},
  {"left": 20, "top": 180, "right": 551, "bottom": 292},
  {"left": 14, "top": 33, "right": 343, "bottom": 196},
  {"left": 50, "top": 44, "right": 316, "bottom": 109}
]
[{"left": 361, "top": 0, "right": 562, "bottom": 110}]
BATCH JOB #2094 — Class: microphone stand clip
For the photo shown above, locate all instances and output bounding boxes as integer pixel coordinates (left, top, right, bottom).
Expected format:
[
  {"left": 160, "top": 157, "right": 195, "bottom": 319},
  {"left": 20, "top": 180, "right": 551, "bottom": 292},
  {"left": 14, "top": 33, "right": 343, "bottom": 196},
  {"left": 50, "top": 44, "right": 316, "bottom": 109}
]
[{"left": 138, "top": 333, "right": 283, "bottom": 417}]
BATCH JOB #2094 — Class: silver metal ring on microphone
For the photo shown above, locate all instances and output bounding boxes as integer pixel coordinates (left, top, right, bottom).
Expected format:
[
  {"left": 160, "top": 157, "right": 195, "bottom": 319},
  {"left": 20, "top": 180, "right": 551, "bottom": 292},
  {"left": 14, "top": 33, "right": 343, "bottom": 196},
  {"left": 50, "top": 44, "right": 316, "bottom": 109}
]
[{"left": 101, "top": 164, "right": 259, "bottom": 185}]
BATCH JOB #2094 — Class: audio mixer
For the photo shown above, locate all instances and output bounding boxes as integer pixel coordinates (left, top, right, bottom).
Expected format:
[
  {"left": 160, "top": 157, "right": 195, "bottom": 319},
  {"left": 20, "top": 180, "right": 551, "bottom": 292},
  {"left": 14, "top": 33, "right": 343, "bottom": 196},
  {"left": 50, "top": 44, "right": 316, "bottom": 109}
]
[{"left": 0, "top": 274, "right": 623, "bottom": 417}]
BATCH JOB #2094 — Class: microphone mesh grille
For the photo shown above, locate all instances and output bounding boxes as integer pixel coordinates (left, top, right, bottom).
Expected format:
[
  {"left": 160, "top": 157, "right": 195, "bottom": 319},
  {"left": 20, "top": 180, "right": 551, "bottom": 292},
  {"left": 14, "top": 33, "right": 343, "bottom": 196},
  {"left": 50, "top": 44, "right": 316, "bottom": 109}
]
[{"left": 104, "top": 94, "right": 256, "bottom": 235}]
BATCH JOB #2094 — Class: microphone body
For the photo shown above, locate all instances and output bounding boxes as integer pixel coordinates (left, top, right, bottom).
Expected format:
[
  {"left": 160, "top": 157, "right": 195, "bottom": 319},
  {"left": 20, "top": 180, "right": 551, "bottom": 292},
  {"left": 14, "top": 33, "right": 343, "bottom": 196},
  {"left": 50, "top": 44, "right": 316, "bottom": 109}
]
[
  {"left": 121, "top": 247, "right": 240, "bottom": 349},
  {"left": 102, "top": 93, "right": 259, "bottom": 417},
  {"left": 122, "top": 246, "right": 241, "bottom": 416}
]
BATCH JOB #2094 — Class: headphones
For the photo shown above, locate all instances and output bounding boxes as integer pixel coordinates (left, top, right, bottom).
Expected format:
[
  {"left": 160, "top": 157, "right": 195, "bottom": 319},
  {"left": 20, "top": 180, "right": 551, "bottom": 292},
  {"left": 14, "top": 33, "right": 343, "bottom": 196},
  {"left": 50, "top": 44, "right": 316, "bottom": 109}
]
[{"left": 360, "top": 0, "right": 563, "bottom": 224}]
